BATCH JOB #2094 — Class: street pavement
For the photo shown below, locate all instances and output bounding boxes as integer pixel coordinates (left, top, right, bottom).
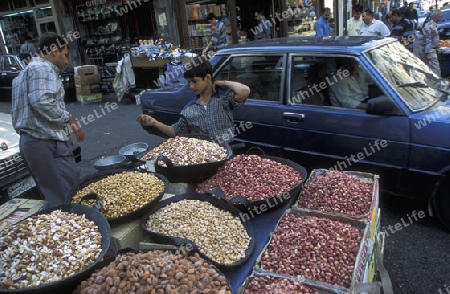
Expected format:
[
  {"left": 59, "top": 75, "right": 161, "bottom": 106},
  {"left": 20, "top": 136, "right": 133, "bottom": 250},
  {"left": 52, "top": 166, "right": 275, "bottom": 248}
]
[{"left": 0, "top": 93, "right": 449, "bottom": 294}]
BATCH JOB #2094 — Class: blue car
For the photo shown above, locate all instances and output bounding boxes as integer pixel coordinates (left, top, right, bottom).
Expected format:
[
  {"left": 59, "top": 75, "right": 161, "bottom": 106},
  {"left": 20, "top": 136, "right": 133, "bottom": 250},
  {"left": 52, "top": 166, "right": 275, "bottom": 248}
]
[{"left": 140, "top": 36, "right": 450, "bottom": 229}]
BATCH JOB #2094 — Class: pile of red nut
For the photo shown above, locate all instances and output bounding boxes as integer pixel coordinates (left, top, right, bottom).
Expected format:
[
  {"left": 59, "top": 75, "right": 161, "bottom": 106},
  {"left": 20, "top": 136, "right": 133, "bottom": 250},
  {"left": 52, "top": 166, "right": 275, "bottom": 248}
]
[
  {"left": 196, "top": 155, "right": 302, "bottom": 201},
  {"left": 260, "top": 214, "right": 363, "bottom": 288},
  {"left": 244, "top": 276, "right": 319, "bottom": 293},
  {"left": 74, "top": 251, "right": 231, "bottom": 294},
  {"left": 298, "top": 170, "right": 373, "bottom": 216}
]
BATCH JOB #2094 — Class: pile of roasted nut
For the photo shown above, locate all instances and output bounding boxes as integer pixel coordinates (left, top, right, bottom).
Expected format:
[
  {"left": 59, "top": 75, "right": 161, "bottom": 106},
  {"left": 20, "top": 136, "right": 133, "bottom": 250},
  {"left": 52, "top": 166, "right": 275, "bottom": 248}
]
[
  {"left": 141, "top": 136, "right": 228, "bottom": 166},
  {"left": 145, "top": 200, "right": 252, "bottom": 265},
  {"left": 260, "top": 213, "right": 363, "bottom": 288},
  {"left": 196, "top": 155, "right": 302, "bottom": 201},
  {"left": 244, "top": 276, "right": 319, "bottom": 293},
  {"left": 74, "top": 251, "right": 232, "bottom": 294},
  {"left": 72, "top": 171, "right": 165, "bottom": 219},
  {"left": 0, "top": 210, "right": 102, "bottom": 290},
  {"left": 297, "top": 170, "right": 373, "bottom": 216}
]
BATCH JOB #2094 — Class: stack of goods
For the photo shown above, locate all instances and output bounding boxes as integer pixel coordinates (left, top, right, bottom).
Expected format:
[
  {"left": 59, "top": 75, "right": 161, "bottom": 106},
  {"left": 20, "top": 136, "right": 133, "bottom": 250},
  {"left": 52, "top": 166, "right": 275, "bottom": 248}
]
[
  {"left": 72, "top": 171, "right": 166, "bottom": 221},
  {"left": 196, "top": 154, "right": 303, "bottom": 203},
  {"left": 296, "top": 170, "right": 377, "bottom": 219},
  {"left": 259, "top": 211, "right": 367, "bottom": 291},
  {"left": 0, "top": 210, "right": 102, "bottom": 290},
  {"left": 141, "top": 136, "right": 227, "bottom": 166},
  {"left": 74, "top": 65, "right": 102, "bottom": 104},
  {"left": 74, "top": 250, "right": 232, "bottom": 293},
  {"left": 242, "top": 275, "right": 320, "bottom": 293},
  {"left": 144, "top": 199, "right": 252, "bottom": 266}
]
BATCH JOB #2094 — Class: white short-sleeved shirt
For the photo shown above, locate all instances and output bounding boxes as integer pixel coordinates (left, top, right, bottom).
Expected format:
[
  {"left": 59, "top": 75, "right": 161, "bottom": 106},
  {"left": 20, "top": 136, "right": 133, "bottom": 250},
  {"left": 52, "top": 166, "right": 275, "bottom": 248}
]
[{"left": 360, "top": 20, "right": 390, "bottom": 37}]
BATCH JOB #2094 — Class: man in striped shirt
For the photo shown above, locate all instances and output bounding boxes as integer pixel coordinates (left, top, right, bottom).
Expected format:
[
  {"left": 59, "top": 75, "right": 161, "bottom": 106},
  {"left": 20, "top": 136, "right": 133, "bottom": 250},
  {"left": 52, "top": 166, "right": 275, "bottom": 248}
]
[
  {"left": 12, "top": 32, "right": 85, "bottom": 206},
  {"left": 202, "top": 13, "right": 228, "bottom": 55}
]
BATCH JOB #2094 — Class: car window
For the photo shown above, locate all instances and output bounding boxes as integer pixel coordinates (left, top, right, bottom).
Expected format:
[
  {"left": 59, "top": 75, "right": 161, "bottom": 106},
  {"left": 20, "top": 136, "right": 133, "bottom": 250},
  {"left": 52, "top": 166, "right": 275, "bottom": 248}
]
[
  {"left": 3, "top": 56, "right": 20, "bottom": 71},
  {"left": 216, "top": 54, "right": 284, "bottom": 103},
  {"left": 366, "top": 42, "right": 449, "bottom": 112},
  {"left": 289, "top": 56, "right": 338, "bottom": 106}
]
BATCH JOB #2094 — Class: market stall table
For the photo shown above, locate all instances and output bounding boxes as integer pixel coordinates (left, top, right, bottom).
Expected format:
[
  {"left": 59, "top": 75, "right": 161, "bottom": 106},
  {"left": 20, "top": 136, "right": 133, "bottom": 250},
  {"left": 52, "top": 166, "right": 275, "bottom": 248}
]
[{"left": 130, "top": 57, "right": 193, "bottom": 90}]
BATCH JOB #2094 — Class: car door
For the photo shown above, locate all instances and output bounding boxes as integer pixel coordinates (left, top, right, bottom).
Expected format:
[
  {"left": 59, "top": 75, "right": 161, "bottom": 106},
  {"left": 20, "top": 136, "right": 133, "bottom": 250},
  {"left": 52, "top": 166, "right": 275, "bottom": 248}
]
[
  {"left": 279, "top": 53, "right": 411, "bottom": 184},
  {"left": 215, "top": 53, "right": 287, "bottom": 151},
  {"left": 0, "top": 55, "right": 5, "bottom": 90}
]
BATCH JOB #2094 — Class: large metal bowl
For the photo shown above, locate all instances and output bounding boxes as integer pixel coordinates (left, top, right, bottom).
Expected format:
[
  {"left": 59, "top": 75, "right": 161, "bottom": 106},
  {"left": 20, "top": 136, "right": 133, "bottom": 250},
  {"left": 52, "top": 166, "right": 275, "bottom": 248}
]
[
  {"left": 93, "top": 155, "right": 126, "bottom": 170},
  {"left": 119, "top": 142, "right": 148, "bottom": 158}
]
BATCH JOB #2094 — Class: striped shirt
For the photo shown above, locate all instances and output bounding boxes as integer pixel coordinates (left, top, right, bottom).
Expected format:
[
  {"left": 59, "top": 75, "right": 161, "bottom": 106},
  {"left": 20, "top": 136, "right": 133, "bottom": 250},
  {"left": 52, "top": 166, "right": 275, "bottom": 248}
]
[
  {"left": 172, "top": 90, "right": 243, "bottom": 145},
  {"left": 211, "top": 21, "right": 228, "bottom": 51},
  {"left": 11, "top": 57, "right": 71, "bottom": 141}
]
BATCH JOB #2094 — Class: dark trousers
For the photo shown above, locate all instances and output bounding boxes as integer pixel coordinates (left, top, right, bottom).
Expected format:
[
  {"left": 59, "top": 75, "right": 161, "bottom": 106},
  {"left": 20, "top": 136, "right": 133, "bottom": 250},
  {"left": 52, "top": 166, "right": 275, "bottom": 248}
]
[{"left": 19, "top": 133, "right": 79, "bottom": 207}]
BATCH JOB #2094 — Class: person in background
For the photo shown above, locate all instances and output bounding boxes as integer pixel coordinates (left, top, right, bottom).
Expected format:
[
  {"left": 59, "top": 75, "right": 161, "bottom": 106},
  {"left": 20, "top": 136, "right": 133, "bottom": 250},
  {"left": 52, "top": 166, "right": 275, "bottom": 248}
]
[
  {"left": 346, "top": 5, "right": 364, "bottom": 36},
  {"left": 137, "top": 56, "right": 250, "bottom": 153},
  {"left": 389, "top": 8, "right": 414, "bottom": 50},
  {"left": 19, "top": 35, "right": 37, "bottom": 55},
  {"left": 404, "top": 2, "right": 418, "bottom": 23},
  {"left": 400, "top": 1, "right": 409, "bottom": 14},
  {"left": 315, "top": 7, "right": 332, "bottom": 36},
  {"left": 11, "top": 32, "right": 85, "bottom": 207},
  {"left": 202, "top": 13, "right": 228, "bottom": 55},
  {"left": 253, "top": 11, "right": 272, "bottom": 40},
  {"left": 360, "top": 8, "right": 391, "bottom": 37},
  {"left": 415, "top": 9, "right": 443, "bottom": 76}
]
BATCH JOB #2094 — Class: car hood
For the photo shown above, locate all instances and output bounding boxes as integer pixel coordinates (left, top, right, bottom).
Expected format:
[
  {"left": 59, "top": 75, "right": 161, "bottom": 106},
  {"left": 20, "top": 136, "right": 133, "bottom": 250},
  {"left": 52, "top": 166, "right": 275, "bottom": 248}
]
[
  {"left": 0, "top": 112, "right": 20, "bottom": 160},
  {"left": 409, "top": 101, "right": 450, "bottom": 148}
]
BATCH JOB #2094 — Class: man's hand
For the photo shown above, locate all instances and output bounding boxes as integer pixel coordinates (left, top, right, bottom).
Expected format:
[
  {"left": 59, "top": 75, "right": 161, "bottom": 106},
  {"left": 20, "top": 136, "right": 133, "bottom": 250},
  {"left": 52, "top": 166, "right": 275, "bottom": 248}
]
[
  {"left": 70, "top": 123, "right": 85, "bottom": 142},
  {"left": 68, "top": 117, "right": 85, "bottom": 142},
  {"left": 137, "top": 114, "right": 158, "bottom": 127}
]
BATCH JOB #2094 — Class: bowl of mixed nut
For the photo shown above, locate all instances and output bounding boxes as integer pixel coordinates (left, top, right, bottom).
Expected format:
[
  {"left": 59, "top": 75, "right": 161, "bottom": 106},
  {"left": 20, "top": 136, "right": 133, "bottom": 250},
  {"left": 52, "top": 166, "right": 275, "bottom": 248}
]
[
  {"left": 140, "top": 136, "right": 231, "bottom": 183},
  {"left": 141, "top": 192, "right": 255, "bottom": 270},
  {"left": 70, "top": 169, "right": 168, "bottom": 224},
  {"left": 0, "top": 203, "right": 110, "bottom": 293}
]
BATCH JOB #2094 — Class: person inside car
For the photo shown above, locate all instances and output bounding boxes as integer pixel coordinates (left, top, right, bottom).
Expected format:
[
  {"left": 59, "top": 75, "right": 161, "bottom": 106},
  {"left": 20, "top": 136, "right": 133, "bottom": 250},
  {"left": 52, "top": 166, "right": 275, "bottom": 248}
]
[
  {"left": 329, "top": 58, "right": 377, "bottom": 110},
  {"left": 137, "top": 56, "right": 250, "bottom": 153}
]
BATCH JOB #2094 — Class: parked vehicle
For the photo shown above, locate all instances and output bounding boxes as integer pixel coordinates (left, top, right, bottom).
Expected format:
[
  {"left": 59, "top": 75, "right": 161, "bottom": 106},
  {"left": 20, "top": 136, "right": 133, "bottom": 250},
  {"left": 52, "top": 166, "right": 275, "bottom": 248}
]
[
  {"left": 0, "top": 55, "right": 24, "bottom": 101},
  {"left": 438, "top": 8, "right": 450, "bottom": 40},
  {"left": 0, "top": 113, "right": 81, "bottom": 201},
  {"left": 139, "top": 36, "right": 450, "bottom": 229}
]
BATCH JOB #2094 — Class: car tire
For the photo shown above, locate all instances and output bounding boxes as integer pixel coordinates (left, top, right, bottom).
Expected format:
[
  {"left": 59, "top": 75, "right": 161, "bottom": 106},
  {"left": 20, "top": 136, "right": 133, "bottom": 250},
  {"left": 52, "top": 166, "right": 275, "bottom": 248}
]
[{"left": 432, "top": 177, "right": 450, "bottom": 230}]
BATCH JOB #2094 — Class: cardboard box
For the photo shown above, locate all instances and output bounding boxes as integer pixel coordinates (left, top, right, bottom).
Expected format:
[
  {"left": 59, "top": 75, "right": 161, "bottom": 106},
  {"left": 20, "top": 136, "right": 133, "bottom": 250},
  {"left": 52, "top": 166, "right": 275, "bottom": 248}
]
[
  {"left": 110, "top": 219, "right": 147, "bottom": 250},
  {"left": 77, "top": 93, "right": 102, "bottom": 104},
  {"left": 74, "top": 65, "right": 98, "bottom": 76},
  {"left": 75, "top": 84, "right": 101, "bottom": 96},
  {"left": 74, "top": 73, "right": 101, "bottom": 85},
  {"left": 0, "top": 198, "right": 47, "bottom": 232}
]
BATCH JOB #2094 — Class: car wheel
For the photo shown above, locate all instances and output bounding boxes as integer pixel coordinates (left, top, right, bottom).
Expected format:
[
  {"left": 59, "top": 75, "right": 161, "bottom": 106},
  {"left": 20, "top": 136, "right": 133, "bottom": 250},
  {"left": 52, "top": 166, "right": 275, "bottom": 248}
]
[{"left": 433, "top": 177, "right": 450, "bottom": 230}]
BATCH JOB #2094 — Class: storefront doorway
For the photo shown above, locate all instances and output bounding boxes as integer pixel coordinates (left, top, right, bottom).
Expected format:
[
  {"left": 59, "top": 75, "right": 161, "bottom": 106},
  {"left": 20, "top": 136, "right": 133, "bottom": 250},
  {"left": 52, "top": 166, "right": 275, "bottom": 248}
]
[{"left": 236, "top": 0, "right": 280, "bottom": 40}]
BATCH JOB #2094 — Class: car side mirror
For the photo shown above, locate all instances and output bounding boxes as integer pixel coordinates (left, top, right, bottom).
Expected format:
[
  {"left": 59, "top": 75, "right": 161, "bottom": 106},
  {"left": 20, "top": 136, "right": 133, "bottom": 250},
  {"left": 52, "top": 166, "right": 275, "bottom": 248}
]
[{"left": 366, "top": 96, "right": 403, "bottom": 115}]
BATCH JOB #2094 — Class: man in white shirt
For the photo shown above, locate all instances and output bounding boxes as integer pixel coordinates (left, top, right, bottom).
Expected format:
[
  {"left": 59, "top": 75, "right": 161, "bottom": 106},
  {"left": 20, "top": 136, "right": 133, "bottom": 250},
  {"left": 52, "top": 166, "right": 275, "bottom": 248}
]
[
  {"left": 360, "top": 8, "right": 391, "bottom": 37},
  {"left": 346, "top": 5, "right": 364, "bottom": 36},
  {"left": 329, "top": 58, "right": 379, "bottom": 110}
]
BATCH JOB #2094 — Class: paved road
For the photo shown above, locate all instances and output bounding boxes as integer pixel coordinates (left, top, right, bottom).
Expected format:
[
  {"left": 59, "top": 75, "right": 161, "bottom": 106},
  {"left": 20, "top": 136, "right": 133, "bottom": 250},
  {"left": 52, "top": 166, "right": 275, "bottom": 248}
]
[{"left": 1, "top": 94, "right": 449, "bottom": 294}]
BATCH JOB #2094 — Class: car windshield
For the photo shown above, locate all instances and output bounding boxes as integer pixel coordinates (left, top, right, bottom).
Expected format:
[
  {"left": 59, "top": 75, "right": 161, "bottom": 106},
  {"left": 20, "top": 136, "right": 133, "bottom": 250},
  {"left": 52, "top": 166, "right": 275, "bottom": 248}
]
[{"left": 365, "top": 42, "right": 450, "bottom": 112}]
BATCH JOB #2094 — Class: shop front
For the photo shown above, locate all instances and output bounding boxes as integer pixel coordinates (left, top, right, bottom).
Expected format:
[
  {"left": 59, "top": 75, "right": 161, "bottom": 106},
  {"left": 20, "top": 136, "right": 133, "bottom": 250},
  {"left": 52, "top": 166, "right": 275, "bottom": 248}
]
[
  {"left": 0, "top": 0, "right": 64, "bottom": 55},
  {"left": 174, "top": 0, "right": 340, "bottom": 50}
]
